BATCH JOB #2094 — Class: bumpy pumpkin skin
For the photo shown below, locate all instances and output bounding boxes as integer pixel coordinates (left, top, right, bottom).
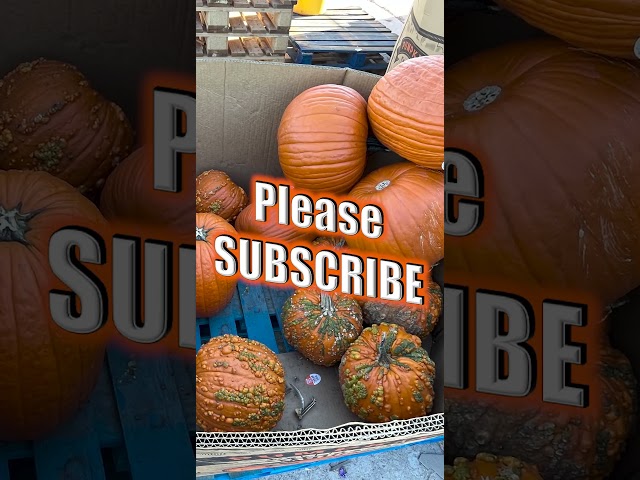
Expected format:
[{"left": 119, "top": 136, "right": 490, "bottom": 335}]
[
  {"left": 445, "top": 346, "right": 637, "bottom": 479},
  {"left": 362, "top": 281, "right": 442, "bottom": 337},
  {"left": 235, "top": 202, "right": 317, "bottom": 244},
  {"left": 196, "top": 170, "right": 248, "bottom": 222},
  {"left": 0, "top": 58, "right": 134, "bottom": 198},
  {"left": 348, "top": 162, "right": 443, "bottom": 265},
  {"left": 278, "top": 84, "right": 368, "bottom": 193},
  {"left": 445, "top": 453, "right": 543, "bottom": 480},
  {"left": 0, "top": 170, "right": 107, "bottom": 441},
  {"left": 100, "top": 147, "right": 195, "bottom": 237},
  {"left": 339, "top": 323, "right": 436, "bottom": 422},
  {"left": 196, "top": 335, "right": 286, "bottom": 432},
  {"left": 368, "top": 55, "right": 443, "bottom": 169},
  {"left": 446, "top": 39, "right": 640, "bottom": 306},
  {"left": 196, "top": 213, "right": 238, "bottom": 318},
  {"left": 496, "top": 0, "right": 640, "bottom": 60},
  {"left": 282, "top": 290, "right": 363, "bottom": 367}
]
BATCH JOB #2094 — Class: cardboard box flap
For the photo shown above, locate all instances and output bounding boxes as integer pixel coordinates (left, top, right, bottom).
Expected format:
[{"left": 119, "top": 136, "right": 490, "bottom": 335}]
[{"left": 196, "top": 59, "right": 380, "bottom": 192}]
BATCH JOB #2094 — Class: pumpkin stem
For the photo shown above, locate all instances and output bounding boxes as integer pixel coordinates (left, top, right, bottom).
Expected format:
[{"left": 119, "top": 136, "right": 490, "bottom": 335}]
[
  {"left": 463, "top": 85, "right": 502, "bottom": 112},
  {"left": 196, "top": 226, "right": 211, "bottom": 242},
  {"left": 376, "top": 332, "right": 394, "bottom": 368},
  {"left": 0, "top": 203, "right": 42, "bottom": 245},
  {"left": 320, "top": 292, "right": 335, "bottom": 316},
  {"left": 375, "top": 180, "right": 391, "bottom": 191}
]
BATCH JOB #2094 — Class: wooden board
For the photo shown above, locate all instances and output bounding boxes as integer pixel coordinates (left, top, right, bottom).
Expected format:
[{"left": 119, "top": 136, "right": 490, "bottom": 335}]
[
  {"left": 243, "top": 12, "right": 267, "bottom": 33},
  {"left": 290, "top": 32, "right": 398, "bottom": 42}
]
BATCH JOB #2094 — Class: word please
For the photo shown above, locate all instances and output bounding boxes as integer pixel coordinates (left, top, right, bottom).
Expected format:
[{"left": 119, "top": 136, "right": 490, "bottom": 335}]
[{"left": 215, "top": 236, "right": 426, "bottom": 304}]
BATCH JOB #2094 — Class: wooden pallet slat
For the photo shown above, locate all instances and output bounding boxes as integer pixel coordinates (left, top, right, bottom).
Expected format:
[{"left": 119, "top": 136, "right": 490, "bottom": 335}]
[
  {"left": 92, "top": 358, "right": 125, "bottom": 448},
  {"left": 170, "top": 356, "right": 197, "bottom": 434},
  {"left": 243, "top": 12, "right": 267, "bottom": 33},
  {"left": 107, "top": 348, "right": 193, "bottom": 480},
  {"left": 0, "top": 460, "right": 9, "bottom": 479},
  {"left": 293, "top": 41, "right": 396, "bottom": 52},
  {"left": 206, "top": 294, "right": 239, "bottom": 337},
  {"left": 237, "top": 284, "right": 279, "bottom": 352},
  {"left": 243, "top": 37, "right": 265, "bottom": 55},
  {"left": 268, "top": 287, "right": 296, "bottom": 352},
  {"left": 289, "top": 25, "right": 390, "bottom": 32},
  {"left": 290, "top": 32, "right": 398, "bottom": 42}
]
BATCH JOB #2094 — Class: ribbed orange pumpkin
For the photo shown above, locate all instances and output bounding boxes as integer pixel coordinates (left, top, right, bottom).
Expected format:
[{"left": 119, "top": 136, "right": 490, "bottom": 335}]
[
  {"left": 496, "top": 0, "right": 640, "bottom": 60},
  {"left": 312, "top": 236, "right": 346, "bottom": 249},
  {"left": 278, "top": 84, "right": 368, "bottom": 193},
  {"left": 348, "top": 162, "right": 444, "bottom": 265},
  {"left": 0, "top": 58, "right": 134, "bottom": 198},
  {"left": 367, "top": 55, "right": 443, "bottom": 169},
  {"left": 196, "top": 169, "right": 248, "bottom": 222},
  {"left": 282, "top": 289, "right": 363, "bottom": 366},
  {"left": 339, "top": 323, "right": 436, "bottom": 422},
  {"left": 445, "top": 453, "right": 543, "bottom": 480},
  {"left": 100, "top": 147, "right": 195, "bottom": 238},
  {"left": 0, "top": 170, "right": 107, "bottom": 440},
  {"left": 196, "top": 335, "right": 286, "bottom": 432},
  {"left": 362, "top": 280, "right": 442, "bottom": 337},
  {"left": 234, "top": 202, "right": 317, "bottom": 244},
  {"left": 196, "top": 213, "right": 238, "bottom": 318}
]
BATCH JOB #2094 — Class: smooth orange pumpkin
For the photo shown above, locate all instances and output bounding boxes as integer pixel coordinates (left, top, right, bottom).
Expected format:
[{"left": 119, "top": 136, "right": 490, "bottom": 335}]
[
  {"left": 100, "top": 147, "right": 195, "bottom": 238},
  {"left": 196, "top": 169, "right": 248, "bottom": 222},
  {"left": 445, "top": 38, "right": 640, "bottom": 305},
  {"left": 0, "top": 58, "right": 134, "bottom": 198},
  {"left": 445, "top": 453, "right": 543, "bottom": 480},
  {"left": 278, "top": 84, "right": 368, "bottom": 193},
  {"left": 196, "top": 335, "right": 286, "bottom": 432},
  {"left": 196, "top": 213, "right": 238, "bottom": 318},
  {"left": 339, "top": 323, "right": 436, "bottom": 422},
  {"left": 234, "top": 202, "right": 317, "bottom": 244},
  {"left": 496, "top": 0, "right": 640, "bottom": 60},
  {"left": 282, "top": 289, "right": 363, "bottom": 366},
  {"left": 0, "top": 170, "right": 107, "bottom": 440},
  {"left": 367, "top": 55, "right": 443, "bottom": 169},
  {"left": 348, "top": 162, "right": 444, "bottom": 265}
]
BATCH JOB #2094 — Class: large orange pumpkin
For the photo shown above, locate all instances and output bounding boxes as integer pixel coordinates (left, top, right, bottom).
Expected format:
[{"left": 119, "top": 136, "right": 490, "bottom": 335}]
[
  {"left": 445, "top": 453, "right": 543, "bottom": 480},
  {"left": 282, "top": 289, "right": 363, "bottom": 366},
  {"left": 278, "top": 84, "right": 368, "bottom": 193},
  {"left": 496, "top": 0, "right": 640, "bottom": 60},
  {"left": 339, "top": 323, "right": 436, "bottom": 422},
  {"left": 196, "top": 169, "right": 248, "bottom": 222},
  {"left": 445, "top": 38, "right": 640, "bottom": 305},
  {"left": 367, "top": 55, "right": 443, "bottom": 169},
  {"left": 196, "top": 335, "right": 286, "bottom": 432},
  {"left": 196, "top": 213, "right": 238, "bottom": 318},
  {"left": 0, "top": 59, "right": 134, "bottom": 198},
  {"left": 100, "top": 147, "right": 195, "bottom": 238},
  {"left": 0, "top": 170, "right": 107, "bottom": 440},
  {"left": 348, "top": 162, "right": 444, "bottom": 265},
  {"left": 234, "top": 202, "right": 317, "bottom": 244}
]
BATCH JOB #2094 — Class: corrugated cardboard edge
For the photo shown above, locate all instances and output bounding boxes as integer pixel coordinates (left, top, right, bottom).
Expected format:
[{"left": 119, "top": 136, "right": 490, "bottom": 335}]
[{"left": 196, "top": 59, "right": 380, "bottom": 192}]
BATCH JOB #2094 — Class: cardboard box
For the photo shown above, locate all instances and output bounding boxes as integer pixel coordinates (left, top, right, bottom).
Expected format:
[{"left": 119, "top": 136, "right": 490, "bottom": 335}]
[
  {"left": 387, "top": 0, "right": 444, "bottom": 73},
  {"left": 195, "top": 59, "right": 444, "bottom": 475}
]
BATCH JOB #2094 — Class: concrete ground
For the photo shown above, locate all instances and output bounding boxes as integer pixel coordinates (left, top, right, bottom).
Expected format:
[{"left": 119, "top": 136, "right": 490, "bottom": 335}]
[{"left": 267, "top": 3, "right": 446, "bottom": 480}]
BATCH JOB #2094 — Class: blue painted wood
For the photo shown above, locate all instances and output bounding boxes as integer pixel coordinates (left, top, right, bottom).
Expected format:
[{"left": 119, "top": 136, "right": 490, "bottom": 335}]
[
  {"left": 106, "top": 347, "right": 194, "bottom": 480},
  {"left": 237, "top": 284, "right": 279, "bottom": 352},
  {"left": 0, "top": 458, "right": 10, "bottom": 479},
  {"left": 171, "top": 355, "right": 196, "bottom": 434},
  {"left": 0, "top": 442, "right": 31, "bottom": 461},
  {"left": 91, "top": 359, "right": 124, "bottom": 448},
  {"left": 32, "top": 405, "right": 106, "bottom": 480},
  {"left": 207, "top": 290, "right": 240, "bottom": 338},
  {"left": 267, "top": 288, "right": 295, "bottom": 352}
]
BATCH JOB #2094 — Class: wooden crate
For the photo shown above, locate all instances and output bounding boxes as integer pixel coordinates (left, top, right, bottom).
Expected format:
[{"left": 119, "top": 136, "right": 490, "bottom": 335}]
[
  {"left": 0, "top": 349, "right": 195, "bottom": 479},
  {"left": 197, "top": 2, "right": 296, "bottom": 33}
]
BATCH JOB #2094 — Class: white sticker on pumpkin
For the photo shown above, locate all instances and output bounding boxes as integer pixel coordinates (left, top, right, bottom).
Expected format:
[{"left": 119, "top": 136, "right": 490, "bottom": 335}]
[{"left": 305, "top": 373, "right": 321, "bottom": 386}]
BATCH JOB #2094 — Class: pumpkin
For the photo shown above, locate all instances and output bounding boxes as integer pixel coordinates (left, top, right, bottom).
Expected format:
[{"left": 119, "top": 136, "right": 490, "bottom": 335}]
[
  {"left": 196, "top": 334, "right": 286, "bottom": 432},
  {"left": 367, "top": 55, "right": 443, "bottom": 169},
  {"left": 282, "top": 289, "right": 363, "bottom": 366},
  {"left": 339, "top": 323, "right": 436, "bottom": 422},
  {"left": 312, "top": 236, "right": 346, "bottom": 249},
  {"left": 496, "top": 0, "right": 640, "bottom": 60},
  {"left": 0, "top": 170, "right": 107, "bottom": 440},
  {"left": 196, "top": 213, "right": 238, "bottom": 318},
  {"left": 445, "top": 453, "right": 543, "bottom": 480},
  {"left": 234, "top": 202, "right": 317, "bottom": 244},
  {"left": 0, "top": 58, "right": 134, "bottom": 198},
  {"left": 196, "top": 169, "right": 248, "bottom": 222},
  {"left": 445, "top": 345, "right": 636, "bottom": 479},
  {"left": 362, "top": 281, "right": 442, "bottom": 337},
  {"left": 278, "top": 84, "right": 368, "bottom": 193},
  {"left": 445, "top": 38, "right": 640, "bottom": 305},
  {"left": 348, "top": 162, "right": 444, "bottom": 265},
  {"left": 100, "top": 147, "right": 195, "bottom": 237}
]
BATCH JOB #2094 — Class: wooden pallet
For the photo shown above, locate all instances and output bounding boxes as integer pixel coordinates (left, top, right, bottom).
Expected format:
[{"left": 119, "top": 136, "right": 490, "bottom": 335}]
[
  {"left": 0, "top": 348, "right": 195, "bottom": 479},
  {"left": 289, "top": 6, "right": 398, "bottom": 71},
  {"left": 197, "top": 0, "right": 295, "bottom": 8},
  {"left": 197, "top": 283, "right": 295, "bottom": 353},
  {"left": 197, "top": 3, "right": 295, "bottom": 33}
]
